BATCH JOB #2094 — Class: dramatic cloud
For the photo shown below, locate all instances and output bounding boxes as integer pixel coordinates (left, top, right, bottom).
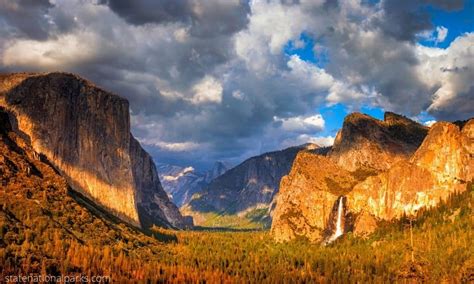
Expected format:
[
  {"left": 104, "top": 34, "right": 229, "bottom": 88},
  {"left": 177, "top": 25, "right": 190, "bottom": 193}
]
[
  {"left": 416, "top": 33, "right": 474, "bottom": 120},
  {"left": 191, "top": 75, "right": 223, "bottom": 104},
  {"left": 0, "top": 0, "right": 53, "bottom": 40},
  {"left": 0, "top": 0, "right": 472, "bottom": 170},
  {"left": 274, "top": 114, "right": 325, "bottom": 133}
]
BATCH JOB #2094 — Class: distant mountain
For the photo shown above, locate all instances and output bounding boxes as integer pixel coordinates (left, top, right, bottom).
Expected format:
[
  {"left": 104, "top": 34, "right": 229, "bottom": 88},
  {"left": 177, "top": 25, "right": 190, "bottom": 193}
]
[
  {"left": 182, "top": 144, "right": 323, "bottom": 229},
  {"left": 157, "top": 161, "right": 229, "bottom": 207}
]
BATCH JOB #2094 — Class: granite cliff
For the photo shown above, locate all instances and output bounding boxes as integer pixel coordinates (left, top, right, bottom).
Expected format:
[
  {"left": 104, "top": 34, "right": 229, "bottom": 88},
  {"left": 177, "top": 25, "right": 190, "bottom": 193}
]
[
  {"left": 272, "top": 112, "right": 472, "bottom": 242},
  {"left": 329, "top": 112, "right": 428, "bottom": 173},
  {"left": 347, "top": 120, "right": 473, "bottom": 234},
  {"left": 0, "top": 72, "right": 190, "bottom": 229}
]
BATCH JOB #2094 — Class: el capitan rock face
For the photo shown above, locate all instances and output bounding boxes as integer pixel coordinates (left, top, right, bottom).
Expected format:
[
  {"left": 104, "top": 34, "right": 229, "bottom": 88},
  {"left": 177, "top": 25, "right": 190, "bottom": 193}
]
[
  {"left": 0, "top": 72, "right": 189, "bottom": 229},
  {"left": 271, "top": 112, "right": 472, "bottom": 242}
]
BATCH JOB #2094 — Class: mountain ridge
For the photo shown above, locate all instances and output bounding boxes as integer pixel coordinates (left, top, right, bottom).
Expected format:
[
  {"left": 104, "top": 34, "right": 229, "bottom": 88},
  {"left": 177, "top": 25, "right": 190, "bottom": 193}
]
[{"left": 182, "top": 143, "right": 321, "bottom": 228}]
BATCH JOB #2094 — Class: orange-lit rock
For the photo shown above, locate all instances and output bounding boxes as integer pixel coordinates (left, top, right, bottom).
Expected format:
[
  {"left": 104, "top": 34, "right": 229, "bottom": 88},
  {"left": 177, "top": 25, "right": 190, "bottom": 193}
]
[
  {"left": 330, "top": 112, "right": 428, "bottom": 173},
  {"left": 0, "top": 72, "right": 190, "bottom": 229},
  {"left": 271, "top": 111, "right": 472, "bottom": 242},
  {"left": 271, "top": 151, "right": 357, "bottom": 242},
  {"left": 347, "top": 121, "right": 473, "bottom": 227}
]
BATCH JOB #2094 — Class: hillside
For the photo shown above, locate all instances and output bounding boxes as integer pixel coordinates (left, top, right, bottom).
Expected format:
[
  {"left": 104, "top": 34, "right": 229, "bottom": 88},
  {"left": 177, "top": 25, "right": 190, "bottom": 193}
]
[{"left": 182, "top": 144, "right": 324, "bottom": 228}]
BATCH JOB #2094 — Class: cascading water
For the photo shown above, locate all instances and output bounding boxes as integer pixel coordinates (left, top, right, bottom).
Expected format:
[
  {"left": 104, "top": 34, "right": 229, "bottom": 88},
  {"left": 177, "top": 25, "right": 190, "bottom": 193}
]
[
  {"left": 333, "top": 197, "right": 344, "bottom": 238},
  {"left": 326, "top": 196, "right": 345, "bottom": 244}
]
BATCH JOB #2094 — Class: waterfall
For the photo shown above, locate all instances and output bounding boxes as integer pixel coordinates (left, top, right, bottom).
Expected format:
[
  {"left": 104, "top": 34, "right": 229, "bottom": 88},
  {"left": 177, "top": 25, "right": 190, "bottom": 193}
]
[
  {"left": 326, "top": 196, "right": 345, "bottom": 243},
  {"left": 333, "top": 196, "right": 344, "bottom": 238}
]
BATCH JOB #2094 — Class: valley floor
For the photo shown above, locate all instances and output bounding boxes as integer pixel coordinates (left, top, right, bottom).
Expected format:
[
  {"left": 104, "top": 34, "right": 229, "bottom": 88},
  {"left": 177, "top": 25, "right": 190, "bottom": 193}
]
[{"left": 1, "top": 186, "right": 473, "bottom": 282}]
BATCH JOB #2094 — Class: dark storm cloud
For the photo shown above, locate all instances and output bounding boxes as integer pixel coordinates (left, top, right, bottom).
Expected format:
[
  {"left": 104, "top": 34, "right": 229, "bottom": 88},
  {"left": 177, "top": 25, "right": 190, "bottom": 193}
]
[
  {"left": 101, "top": 0, "right": 250, "bottom": 37},
  {"left": 99, "top": 0, "right": 190, "bottom": 25},
  {"left": 0, "top": 0, "right": 53, "bottom": 40},
  {"left": 429, "top": 86, "right": 474, "bottom": 121},
  {"left": 374, "top": 0, "right": 464, "bottom": 42}
]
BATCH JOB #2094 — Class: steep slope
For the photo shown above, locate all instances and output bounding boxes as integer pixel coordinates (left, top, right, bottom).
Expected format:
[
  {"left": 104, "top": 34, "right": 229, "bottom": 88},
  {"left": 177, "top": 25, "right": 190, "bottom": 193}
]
[
  {"left": 0, "top": 110, "right": 208, "bottom": 281},
  {"left": 271, "top": 112, "right": 473, "bottom": 242},
  {"left": 158, "top": 162, "right": 229, "bottom": 207},
  {"left": 183, "top": 144, "right": 322, "bottom": 228},
  {"left": 0, "top": 72, "right": 189, "bottom": 229},
  {"left": 347, "top": 120, "right": 473, "bottom": 234},
  {"left": 271, "top": 152, "right": 358, "bottom": 242}
]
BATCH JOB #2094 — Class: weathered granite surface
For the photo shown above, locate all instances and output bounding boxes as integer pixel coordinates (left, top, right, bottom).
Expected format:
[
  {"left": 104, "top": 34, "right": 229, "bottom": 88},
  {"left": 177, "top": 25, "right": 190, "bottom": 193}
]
[{"left": 0, "top": 72, "right": 190, "bottom": 229}]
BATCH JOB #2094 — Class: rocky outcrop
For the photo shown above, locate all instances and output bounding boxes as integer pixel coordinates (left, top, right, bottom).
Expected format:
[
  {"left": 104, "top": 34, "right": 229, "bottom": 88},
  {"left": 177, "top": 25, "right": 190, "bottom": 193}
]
[
  {"left": 0, "top": 72, "right": 189, "bottom": 229},
  {"left": 184, "top": 144, "right": 321, "bottom": 227},
  {"left": 347, "top": 121, "right": 473, "bottom": 228},
  {"left": 271, "top": 151, "right": 358, "bottom": 242},
  {"left": 271, "top": 112, "right": 472, "bottom": 243},
  {"left": 330, "top": 112, "right": 428, "bottom": 174}
]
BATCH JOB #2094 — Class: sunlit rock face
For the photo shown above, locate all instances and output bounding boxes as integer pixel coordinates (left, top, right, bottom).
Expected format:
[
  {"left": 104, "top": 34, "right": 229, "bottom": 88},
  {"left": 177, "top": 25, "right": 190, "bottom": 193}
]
[
  {"left": 0, "top": 72, "right": 189, "bottom": 229},
  {"left": 271, "top": 112, "right": 472, "bottom": 243},
  {"left": 330, "top": 112, "right": 428, "bottom": 174},
  {"left": 347, "top": 121, "right": 473, "bottom": 232},
  {"left": 271, "top": 152, "right": 357, "bottom": 243}
]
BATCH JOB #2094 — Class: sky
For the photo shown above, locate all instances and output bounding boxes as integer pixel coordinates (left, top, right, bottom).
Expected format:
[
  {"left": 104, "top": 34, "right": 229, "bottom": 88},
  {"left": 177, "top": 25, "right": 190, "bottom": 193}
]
[{"left": 0, "top": 0, "right": 473, "bottom": 171}]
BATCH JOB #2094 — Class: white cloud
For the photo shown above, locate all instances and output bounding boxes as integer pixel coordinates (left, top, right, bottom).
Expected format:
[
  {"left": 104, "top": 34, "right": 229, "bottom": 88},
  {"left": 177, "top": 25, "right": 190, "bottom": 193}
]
[
  {"left": 436, "top": 26, "right": 448, "bottom": 43},
  {"left": 274, "top": 114, "right": 325, "bottom": 133},
  {"left": 139, "top": 138, "right": 201, "bottom": 152},
  {"left": 163, "top": 166, "right": 195, "bottom": 181},
  {"left": 308, "top": 135, "right": 335, "bottom": 147},
  {"left": 286, "top": 55, "right": 334, "bottom": 90},
  {"left": 417, "top": 26, "right": 448, "bottom": 45},
  {"left": 280, "top": 134, "right": 335, "bottom": 149},
  {"left": 424, "top": 120, "right": 437, "bottom": 127},
  {"left": 2, "top": 32, "right": 98, "bottom": 69},
  {"left": 191, "top": 75, "right": 223, "bottom": 104},
  {"left": 416, "top": 33, "right": 474, "bottom": 119},
  {"left": 234, "top": 1, "right": 315, "bottom": 73}
]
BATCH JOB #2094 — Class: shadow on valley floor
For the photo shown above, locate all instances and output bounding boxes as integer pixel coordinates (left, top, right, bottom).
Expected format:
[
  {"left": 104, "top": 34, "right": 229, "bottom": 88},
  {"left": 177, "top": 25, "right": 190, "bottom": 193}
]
[{"left": 69, "top": 189, "right": 178, "bottom": 243}]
